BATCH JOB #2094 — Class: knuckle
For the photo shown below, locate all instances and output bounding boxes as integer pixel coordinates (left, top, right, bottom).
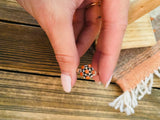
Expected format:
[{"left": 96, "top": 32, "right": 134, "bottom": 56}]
[
  {"left": 56, "top": 54, "right": 73, "bottom": 64},
  {"left": 98, "top": 50, "right": 114, "bottom": 58},
  {"left": 102, "top": 21, "right": 128, "bottom": 32},
  {"left": 96, "top": 49, "right": 119, "bottom": 61},
  {"left": 55, "top": 54, "right": 78, "bottom": 66}
]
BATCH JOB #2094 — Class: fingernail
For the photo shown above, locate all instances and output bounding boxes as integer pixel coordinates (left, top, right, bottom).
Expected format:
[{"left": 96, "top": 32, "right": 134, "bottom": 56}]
[
  {"left": 61, "top": 74, "right": 72, "bottom": 93},
  {"left": 95, "top": 81, "right": 102, "bottom": 85},
  {"left": 105, "top": 75, "right": 113, "bottom": 88}
]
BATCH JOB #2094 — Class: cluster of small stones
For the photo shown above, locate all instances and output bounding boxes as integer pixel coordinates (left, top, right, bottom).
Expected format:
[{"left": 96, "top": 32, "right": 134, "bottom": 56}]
[{"left": 78, "top": 64, "right": 96, "bottom": 79}]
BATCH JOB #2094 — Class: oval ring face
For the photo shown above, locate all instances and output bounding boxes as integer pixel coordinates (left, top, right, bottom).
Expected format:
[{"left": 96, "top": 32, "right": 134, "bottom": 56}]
[{"left": 78, "top": 64, "right": 96, "bottom": 79}]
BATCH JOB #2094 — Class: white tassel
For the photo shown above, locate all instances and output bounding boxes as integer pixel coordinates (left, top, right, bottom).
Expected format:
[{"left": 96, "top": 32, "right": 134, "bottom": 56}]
[
  {"left": 109, "top": 68, "right": 160, "bottom": 115},
  {"left": 154, "top": 67, "right": 160, "bottom": 78}
]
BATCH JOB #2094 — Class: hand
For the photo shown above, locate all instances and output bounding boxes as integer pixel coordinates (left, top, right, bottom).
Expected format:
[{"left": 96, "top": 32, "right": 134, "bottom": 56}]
[{"left": 16, "top": 0, "right": 129, "bottom": 92}]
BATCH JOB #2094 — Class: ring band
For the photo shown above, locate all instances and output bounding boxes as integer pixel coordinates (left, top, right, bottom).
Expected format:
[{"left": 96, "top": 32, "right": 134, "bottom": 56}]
[{"left": 86, "top": 1, "right": 101, "bottom": 9}]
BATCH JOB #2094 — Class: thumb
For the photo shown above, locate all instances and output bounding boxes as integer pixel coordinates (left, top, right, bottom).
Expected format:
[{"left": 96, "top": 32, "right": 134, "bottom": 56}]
[
  {"left": 46, "top": 16, "right": 79, "bottom": 93},
  {"left": 16, "top": 0, "right": 82, "bottom": 93}
]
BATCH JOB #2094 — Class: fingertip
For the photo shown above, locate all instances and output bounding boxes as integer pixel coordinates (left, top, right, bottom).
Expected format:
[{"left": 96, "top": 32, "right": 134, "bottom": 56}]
[
  {"left": 98, "top": 52, "right": 116, "bottom": 87},
  {"left": 92, "top": 75, "right": 100, "bottom": 82},
  {"left": 57, "top": 54, "right": 79, "bottom": 93},
  {"left": 71, "top": 72, "right": 77, "bottom": 87},
  {"left": 61, "top": 70, "right": 78, "bottom": 93},
  {"left": 61, "top": 73, "right": 72, "bottom": 93},
  {"left": 95, "top": 81, "right": 102, "bottom": 85},
  {"left": 105, "top": 74, "right": 113, "bottom": 88}
]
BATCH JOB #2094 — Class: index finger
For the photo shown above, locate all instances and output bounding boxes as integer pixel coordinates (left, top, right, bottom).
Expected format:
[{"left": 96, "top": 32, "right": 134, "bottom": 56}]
[{"left": 92, "top": 0, "right": 130, "bottom": 86}]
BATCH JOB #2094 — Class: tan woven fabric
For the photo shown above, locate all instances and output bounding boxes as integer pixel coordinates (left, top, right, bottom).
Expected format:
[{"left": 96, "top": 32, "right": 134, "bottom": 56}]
[{"left": 113, "top": 41, "right": 160, "bottom": 91}]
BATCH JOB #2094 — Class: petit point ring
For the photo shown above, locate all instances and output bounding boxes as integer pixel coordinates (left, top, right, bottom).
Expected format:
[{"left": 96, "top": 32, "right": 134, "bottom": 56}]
[{"left": 77, "top": 64, "right": 96, "bottom": 79}]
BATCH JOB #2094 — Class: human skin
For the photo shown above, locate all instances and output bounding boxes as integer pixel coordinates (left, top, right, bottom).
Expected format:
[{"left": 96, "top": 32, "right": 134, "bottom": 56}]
[{"left": 16, "top": 0, "right": 129, "bottom": 92}]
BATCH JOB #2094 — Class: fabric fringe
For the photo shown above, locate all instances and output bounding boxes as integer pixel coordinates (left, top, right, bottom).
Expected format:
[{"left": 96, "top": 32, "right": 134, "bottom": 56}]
[{"left": 109, "top": 67, "right": 160, "bottom": 115}]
